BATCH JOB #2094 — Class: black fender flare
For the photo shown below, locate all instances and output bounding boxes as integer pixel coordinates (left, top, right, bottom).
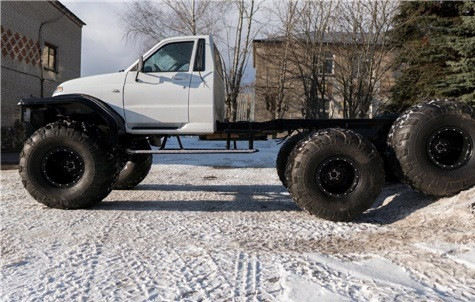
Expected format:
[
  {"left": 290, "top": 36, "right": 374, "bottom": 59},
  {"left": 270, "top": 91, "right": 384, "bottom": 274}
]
[{"left": 18, "top": 94, "right": 126, "bottom": 143}]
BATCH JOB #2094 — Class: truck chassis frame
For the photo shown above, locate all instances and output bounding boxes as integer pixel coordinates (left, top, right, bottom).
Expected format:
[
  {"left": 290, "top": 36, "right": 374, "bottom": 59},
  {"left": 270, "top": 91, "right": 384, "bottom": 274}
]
[{"left": 127, "top": 118, "right": 395, "bottom": 154}]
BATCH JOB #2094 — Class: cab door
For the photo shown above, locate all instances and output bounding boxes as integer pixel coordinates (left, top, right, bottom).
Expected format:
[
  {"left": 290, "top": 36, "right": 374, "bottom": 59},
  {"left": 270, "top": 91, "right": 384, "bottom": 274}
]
[{"left": 123, "top": 40, "right": 195, "bottom": 129}]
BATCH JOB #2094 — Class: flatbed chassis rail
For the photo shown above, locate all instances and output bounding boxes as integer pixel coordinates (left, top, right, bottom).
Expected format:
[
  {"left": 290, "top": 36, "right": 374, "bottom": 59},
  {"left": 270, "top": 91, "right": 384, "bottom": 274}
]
[
  {"left": 195, "top": 118, "right": 395, "bottom": 153},
  {"left": 129, "top": 118, "right": 396, "bottom": 155}
]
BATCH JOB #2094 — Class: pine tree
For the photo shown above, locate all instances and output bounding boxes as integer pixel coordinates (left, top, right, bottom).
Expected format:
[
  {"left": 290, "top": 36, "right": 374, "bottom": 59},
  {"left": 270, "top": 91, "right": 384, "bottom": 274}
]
[
  {"left": 442, "top": 2, "right": 475, "bottom": 103},
  {"left": 390, "top": 1, "right": 474, "bottom": 110}
]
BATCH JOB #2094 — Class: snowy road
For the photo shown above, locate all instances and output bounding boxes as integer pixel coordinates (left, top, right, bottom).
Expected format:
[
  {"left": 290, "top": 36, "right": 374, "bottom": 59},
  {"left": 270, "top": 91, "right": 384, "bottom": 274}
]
[{"left": 1, "top": 139, "right": 474, "bottom": 301}]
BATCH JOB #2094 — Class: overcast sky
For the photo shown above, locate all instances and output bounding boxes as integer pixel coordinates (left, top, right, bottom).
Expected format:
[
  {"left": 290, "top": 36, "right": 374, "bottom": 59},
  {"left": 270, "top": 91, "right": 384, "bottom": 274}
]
[{"left": 62, "top": 0, "right": 144, "bottom": 77}]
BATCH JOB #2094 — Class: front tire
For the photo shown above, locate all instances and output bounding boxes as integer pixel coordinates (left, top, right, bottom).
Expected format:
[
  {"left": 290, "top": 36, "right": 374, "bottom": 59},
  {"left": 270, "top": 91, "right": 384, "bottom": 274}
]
[
  {"left": 113, "top": 139, "right": 152, "bottom": 190},
  {"left": 286, "top": 129, "right": 384, "bottom": 221},
  {"left": 19, "top": 121, "right": 119, "bottom": 209}
]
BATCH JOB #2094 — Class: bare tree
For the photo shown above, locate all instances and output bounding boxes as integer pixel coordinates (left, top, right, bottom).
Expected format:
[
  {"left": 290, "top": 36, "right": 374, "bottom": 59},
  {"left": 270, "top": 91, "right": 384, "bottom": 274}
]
[
  {"left": 288, "top": 0, "right": 337, "bottom": 119},
  {"left": 332, "top": 0, "right": 397, "bottom": 118},
  {"left": 222, "top": 0, "right": 265, "bottom": 121},
  {"left": 254, "top": 0, "right": 397, "bottom": 120},
  {"left": 120, "top": 0, "right": 226, "bottom": 50},
  {"left": 256, "top": 0, "right": 300, "bottom": 120}
]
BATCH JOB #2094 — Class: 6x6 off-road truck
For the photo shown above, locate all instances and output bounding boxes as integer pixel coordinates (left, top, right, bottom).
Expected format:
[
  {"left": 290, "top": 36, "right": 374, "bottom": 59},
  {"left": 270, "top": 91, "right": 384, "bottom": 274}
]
[{"left": 18, "top": 35, "right": 474, "bottom": 221}]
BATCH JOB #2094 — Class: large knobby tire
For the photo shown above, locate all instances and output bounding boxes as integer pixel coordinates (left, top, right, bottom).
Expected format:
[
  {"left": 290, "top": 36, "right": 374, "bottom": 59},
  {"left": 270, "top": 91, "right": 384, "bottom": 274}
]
[
  {"left": 113, "top": 139, "right": 152, "bottom": 190},
  {"left": 388, "top": 99, "right": 474, "bottom": 196},
  {"left": 285, "top": 128, "right": 384, "bottom": 221},
  {"left": 19, "top": 121, "right": 119, "bottom": 209},
  {"left": 276, "top": 131, "right": 310, "bottom": 188},
  {"left": 373, "top": 113, "right": 400, "bottom": 182}
]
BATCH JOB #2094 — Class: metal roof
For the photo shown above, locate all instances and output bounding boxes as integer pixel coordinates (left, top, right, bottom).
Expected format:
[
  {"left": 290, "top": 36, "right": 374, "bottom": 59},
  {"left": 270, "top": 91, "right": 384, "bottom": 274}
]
[
  {"left": 49, "top": 0, "right": 86, "bottom": 27},
  {"left": 254, "top": 31, "right": 383, "bottom": 45}
]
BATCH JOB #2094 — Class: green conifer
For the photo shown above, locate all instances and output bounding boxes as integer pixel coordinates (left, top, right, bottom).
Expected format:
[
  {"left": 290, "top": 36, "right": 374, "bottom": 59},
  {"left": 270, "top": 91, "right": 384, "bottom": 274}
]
[{"left": 390, "top": 1, "right": 474, "bottom": 109}]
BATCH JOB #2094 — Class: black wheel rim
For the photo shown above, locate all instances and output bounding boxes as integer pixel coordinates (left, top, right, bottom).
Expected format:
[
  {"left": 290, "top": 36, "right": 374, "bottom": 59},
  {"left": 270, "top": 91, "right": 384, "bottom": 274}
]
[
  {"left": 316, "top": 156, "right": 360, "bottom": 198},
  {"left": 427, "top": 127, "right": 472, "bottom": 170},
  {"left": 42, "top": 147, "right": 84, "bottom": 188}
]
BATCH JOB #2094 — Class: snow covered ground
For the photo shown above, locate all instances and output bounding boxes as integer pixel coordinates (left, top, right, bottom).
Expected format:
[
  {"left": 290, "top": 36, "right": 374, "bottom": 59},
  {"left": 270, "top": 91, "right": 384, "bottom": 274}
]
[{"left": 1, "top": 137, "right": 474, "bottom": 301}]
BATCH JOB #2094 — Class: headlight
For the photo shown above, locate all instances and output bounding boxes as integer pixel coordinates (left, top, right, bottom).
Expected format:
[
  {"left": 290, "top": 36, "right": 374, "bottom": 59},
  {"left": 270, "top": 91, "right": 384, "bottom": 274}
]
[{"left": 55, "top": 86, "right": 63, "bottom": 93}]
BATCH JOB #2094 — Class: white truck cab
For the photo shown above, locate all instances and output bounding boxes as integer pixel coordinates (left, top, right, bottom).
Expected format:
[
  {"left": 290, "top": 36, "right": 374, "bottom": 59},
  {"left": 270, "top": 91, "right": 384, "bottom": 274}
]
[{"left": 54, "top": 35, "right": 225, "bottom": 134}]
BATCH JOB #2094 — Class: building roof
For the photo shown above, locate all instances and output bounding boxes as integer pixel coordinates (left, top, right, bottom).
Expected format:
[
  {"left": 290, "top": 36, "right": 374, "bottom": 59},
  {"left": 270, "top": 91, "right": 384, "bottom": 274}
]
[
  {"left": 254, "top": 31, "right": 382, "bottom": 45},
  {"left": 49, "top": 1, "right": 86, "bottom": 27}
]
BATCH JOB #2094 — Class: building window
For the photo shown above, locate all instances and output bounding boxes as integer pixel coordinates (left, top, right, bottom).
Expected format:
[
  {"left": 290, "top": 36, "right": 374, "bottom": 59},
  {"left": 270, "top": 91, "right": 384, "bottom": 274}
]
[
  {"left": 319, "top": 52, "right": 334, "bottom": 75},
  {"left": 43, "top": 43, "right": 57, "bottom": 72},
  {"left": 352, "top": 53, "right": 370, "bottom": 78}
]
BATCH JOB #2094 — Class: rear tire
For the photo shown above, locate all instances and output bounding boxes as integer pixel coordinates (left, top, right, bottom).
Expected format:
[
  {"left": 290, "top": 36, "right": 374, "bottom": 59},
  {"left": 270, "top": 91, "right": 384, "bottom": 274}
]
[
  {"left": 387, "top": 99, "right": 474, "bottom": 196},
  {"left": 276, "top": 131, "right": 310, "bottom": 188},
  {"left": 286, "top": 129, "right": 384, "bottom": 221},
  {"left": 373, "top": 112, "right": 399, "bottom": 182},
  {"left": 113, "top": 139, "right": 152, "bottom": 190},
  {"left": 19, "top": 121, "right": 119, "bottom": 209}
]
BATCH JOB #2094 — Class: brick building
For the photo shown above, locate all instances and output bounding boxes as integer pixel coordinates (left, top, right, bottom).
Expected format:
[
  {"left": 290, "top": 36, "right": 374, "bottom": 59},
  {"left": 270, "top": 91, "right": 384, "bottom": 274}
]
[
  {"left": 1, "top": 0, "right": 84, "bottom": 151},
  {"left": 253, "top": 33, "right": 395, "bottom": 121}
]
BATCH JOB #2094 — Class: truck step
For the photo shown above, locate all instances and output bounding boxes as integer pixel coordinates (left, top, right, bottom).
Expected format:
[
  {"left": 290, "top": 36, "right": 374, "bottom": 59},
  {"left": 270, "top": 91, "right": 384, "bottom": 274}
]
[{"left": 126, "top": 149, "right": 259, "bottom": 154}]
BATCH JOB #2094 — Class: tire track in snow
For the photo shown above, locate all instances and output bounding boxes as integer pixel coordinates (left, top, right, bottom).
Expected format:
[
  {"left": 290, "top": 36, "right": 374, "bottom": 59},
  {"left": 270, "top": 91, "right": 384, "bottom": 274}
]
[
  {"left": 2, "top": 160, "right": 475, "bottom": 301},
  {"left": 232, "top": 251, "right": 262, "bottom": 301},
  {"left": 14, "top": 211, "right": 125, "bottom": 301},
  {"left": 204, "top": 250, "right": 235, "bottom": 295},
  {"left": 109, "top": 218, "right": 178, "bottom": 301},
  {"left": 61, "top": 211, "right": 125, "bottom": 301},
  {"left": 168, "top": 244, "right": 211, "bottom": 300}
]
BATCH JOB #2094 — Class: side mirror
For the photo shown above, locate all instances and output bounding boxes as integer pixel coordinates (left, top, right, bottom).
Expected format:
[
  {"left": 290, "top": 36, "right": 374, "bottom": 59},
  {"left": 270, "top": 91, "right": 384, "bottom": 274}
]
[{"left": 135, "top": 56, "right": 144, "bottom": 82}]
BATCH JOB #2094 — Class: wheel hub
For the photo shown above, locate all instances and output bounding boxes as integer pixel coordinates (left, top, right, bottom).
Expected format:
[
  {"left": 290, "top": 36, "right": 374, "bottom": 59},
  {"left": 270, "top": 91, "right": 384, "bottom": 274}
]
[
  {"left": 42, "top": 147, "right": 84, "bottom": 188},
  {"left": 326, "top": 167, "right": 343, "bottom": 182},
  {"left": 433, "top": 140, "right": 449, "bottom": 154},
  {"left": 63, "top": 160, "right": 77, "bottom": 172},
  {"left": 427, "top": 127, "right": 472, "bottom": 169},
  {"left": 316, "top": 156, "right": 360, "bottom": 198}
]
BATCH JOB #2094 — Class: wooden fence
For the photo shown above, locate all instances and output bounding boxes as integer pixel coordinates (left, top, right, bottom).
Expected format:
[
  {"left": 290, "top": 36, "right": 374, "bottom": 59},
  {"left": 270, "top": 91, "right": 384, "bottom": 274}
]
[{"left": 235, "top": 93, "right": 255, "bottom": 121}]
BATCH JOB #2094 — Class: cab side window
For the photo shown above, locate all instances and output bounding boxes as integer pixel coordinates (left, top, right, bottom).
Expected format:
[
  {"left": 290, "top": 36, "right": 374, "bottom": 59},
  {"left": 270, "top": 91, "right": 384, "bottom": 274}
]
[{"left": 143, "top": 41, "right": 194, "bottom": 73}]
